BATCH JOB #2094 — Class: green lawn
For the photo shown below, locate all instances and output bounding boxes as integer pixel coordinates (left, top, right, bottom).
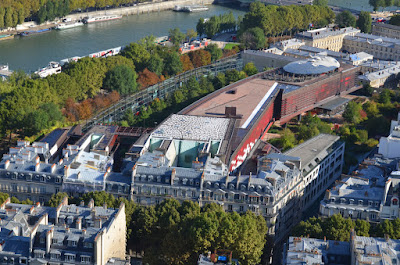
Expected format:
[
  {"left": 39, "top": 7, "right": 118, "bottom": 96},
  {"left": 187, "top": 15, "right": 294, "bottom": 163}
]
[{"left": 224, "top": 43, "right": 239, "bottom": 50}]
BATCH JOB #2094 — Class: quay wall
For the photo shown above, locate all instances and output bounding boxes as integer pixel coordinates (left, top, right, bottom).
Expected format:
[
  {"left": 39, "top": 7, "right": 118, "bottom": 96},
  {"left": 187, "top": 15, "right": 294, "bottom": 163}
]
[{"left": 65, "top": 0, "right": 215, "bottom": 20}]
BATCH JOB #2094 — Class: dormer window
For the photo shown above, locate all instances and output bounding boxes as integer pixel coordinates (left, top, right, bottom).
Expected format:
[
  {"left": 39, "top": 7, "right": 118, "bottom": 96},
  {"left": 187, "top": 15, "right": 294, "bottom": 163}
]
[
  {"left": 55, "top": 177, "right": 61, "bottom": 183},
  {"left": 358, "top": 200, "right": 363, "bottom": 205},
  {"left": 349, "top": 199, "right": 354, "bottom": 204},
  {"left": 84, "top": 242, "right": 93, "bottom": 248},
  {"left": 26, "top": 174, "right": 32, "bottom": 181},
  {"left": 393, "top": 198, "right": 398, "bottom": 206},
  {"left": 68, "top": 240, "right": 77, "bottom": 247},
  {"left": 40, "top": 176, "right": 46, "bottom": 182}
]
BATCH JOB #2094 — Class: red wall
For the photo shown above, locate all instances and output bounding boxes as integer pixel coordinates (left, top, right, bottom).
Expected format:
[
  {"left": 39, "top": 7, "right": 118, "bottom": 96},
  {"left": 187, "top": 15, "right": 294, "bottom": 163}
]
[
  {"left": 229, "top": 102, "right": 275, "bottom": 171},
  {"left": 280, "top": 70, "right": 357, "bottom": 120}
]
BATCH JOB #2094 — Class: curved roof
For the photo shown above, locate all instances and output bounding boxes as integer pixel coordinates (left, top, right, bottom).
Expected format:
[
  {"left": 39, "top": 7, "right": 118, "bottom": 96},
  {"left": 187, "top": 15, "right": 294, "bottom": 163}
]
[{"left": 283, "top": 56, "right": 340, "bottom": 75}]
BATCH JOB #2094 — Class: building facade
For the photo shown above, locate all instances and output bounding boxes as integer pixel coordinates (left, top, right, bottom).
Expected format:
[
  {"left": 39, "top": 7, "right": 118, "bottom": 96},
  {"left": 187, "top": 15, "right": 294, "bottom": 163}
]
[
  {"left": 284, "top": 232, "right": 400, "bottom": 265},
  {"left": 372, "top": 23, "right": 400, "bottom": 39},
  {"left": 284, "top": 134, "right": 344, "bottom": 210},
  {"left": 320, "top": 156, "right": 399, "bottom": 222},
  {"left": 296, "top": 27, "right": 360, "bottom": 52},
  {"left": 342, "top": 33, "right": 400, "bottom": 61},
  {"left": 0, "top": 197, "right": 126, "bottom": 265}
]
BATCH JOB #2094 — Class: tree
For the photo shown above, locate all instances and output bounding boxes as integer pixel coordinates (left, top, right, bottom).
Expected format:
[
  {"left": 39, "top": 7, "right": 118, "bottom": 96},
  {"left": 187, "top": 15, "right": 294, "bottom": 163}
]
[
  {"left": 357, "top": 11, "right": 372, "bottom": 33},
  {"left": 121, "top": 43, "right": 151, "bottom": 71},
  {"left": 48, "top": 192, "right": 69, "bottom": 207},
  {"left": 169, "top": 28, "right": 185, "bottom": 46},
  {"left": 205, "top": 44, "right": 223, "bottom": 62},
  {"left": 205, "top": 16, "right": 220, "bottom": 38},
  {"left": 240, "top": 27, "right": 266, "bottom": 50},
  {"left": 137, "top": 68, "right": 161, "bottom": 88},
  {"left": 279, "top": 128, "right": 297, "bottom": 151},
  {"left": 0, "top": 8, "right": 5, "bottom": 29},
  {"left": 163, "top": 52, "right": 183, "bottom": 76},
  {"left": 313, "top": 0, "right": 328, "bottom": 5},
  {"left": 379, "top": 89, "right": 392, "bottom": 104},
  {"left": 212, "top": 73, "right": 226, "bottom": 89},
  {"left": 389, "top": 14, "right": 400, "bottom": 26},
  {"left": 243, "top": 62, "right": 258, "bottom": 76},
  {"left": 4, "top": 7, "right": 14, "bottom": 28},
  {"left": 225, "top": 69, "right": 240, "bottom": 84},
  {"left": 180, "top": 54, "right": 194, "bottom": 72},
  {"left": 188, "top": 50, "right": 211, "bottom": 68},
  {"left": 186, "top": 29, "right": 197, "bottom": 42},
  {"left": 336, "top": 11, "right": 356, "bottom": 28},
  {"left": 343, "top": 101, "right": 362, "bottom": 124},
  {"left": 196, "top": 18, "right": 205, "bottom": 38},
  {"left": 103, "top": 65, "right": 138, "bottom": 96},
  {"left": 25, "top": 109, "right": 50, "bottom": 136},
  {"left": 147, "top": 54, "right": 164, "bottom": 76}
]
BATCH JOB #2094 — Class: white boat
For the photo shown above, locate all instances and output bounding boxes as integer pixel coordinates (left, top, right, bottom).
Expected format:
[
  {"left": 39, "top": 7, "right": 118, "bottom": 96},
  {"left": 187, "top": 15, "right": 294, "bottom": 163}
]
[
  {"left": 173, "top": 5, "right": 209, "bottom": 12},
  {"left": 83, "top": 15, "right": 122, "bottom": 24},
  {"left": 35, "top": 62, "right": 62, "bottom": 78},
  {"left": 55, "top": 21, "right": 84, "bottom": 30}
]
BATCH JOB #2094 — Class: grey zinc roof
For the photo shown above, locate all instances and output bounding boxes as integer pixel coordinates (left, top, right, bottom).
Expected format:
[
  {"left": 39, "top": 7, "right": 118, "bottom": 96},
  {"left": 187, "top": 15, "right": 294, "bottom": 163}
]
[{"left": 285, "top": 133, "right": 340, "bottom": 172}]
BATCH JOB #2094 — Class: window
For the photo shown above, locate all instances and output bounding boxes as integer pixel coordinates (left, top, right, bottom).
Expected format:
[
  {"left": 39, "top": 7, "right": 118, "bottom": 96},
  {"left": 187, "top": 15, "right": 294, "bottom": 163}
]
[
  {"left": 55, "top": 187, "right": 60, "bottom": 194},
  {"left": 55, "top": 177, "right": 61, "bottom": 183},
  {"left": 26, "top": 175, "right": 32, "bottom": 181},
  {"left": 40, "top": 238, "right": 45, "bottom": 244},
  {"left": 393, "top": 198, "right": 398, "bottom": 206},
  {"left": 239, "top": 205, "right": 244, "bottom": 212},
  {"left": 68, "top": 240, "right": 77, "bottom": 247},
  {"left": 228, "top": 205, "right": 233, "bottom": 211},
  {"left": 50, "top": 253, "right": 61, "bottom": 260},
  {"left": 65, "top": 254, "right": 75, "bottom": 262},
  {"left": 52, "top": 239, "right": 58, "bottom": 244},
  {"left": 40, "top": 176, "right": 46, "bottom": 182},
  {"left": 40, "top": 187, "right": 46, "bottom": 194},
  {"left": 80, "top": 256, "right": 91, "bottom": 264},
  {"left": 84, "top": 242, "right": 93, "bottom": 248}
]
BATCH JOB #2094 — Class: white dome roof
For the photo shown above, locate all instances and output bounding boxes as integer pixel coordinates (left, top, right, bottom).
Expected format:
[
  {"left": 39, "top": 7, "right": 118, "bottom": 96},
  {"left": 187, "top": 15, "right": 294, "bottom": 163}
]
[{"left": 283, "top": 56, "right": 340, "bottom": 75}]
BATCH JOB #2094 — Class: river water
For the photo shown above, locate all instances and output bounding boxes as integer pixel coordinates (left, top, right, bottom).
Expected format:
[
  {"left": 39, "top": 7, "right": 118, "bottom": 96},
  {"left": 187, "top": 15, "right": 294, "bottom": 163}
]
[
  {"left": 328, "top": 0, "right": 399, "bottom": 11},
  {"left": 0, "top": 5, "right": 246, "bottom": 73}
]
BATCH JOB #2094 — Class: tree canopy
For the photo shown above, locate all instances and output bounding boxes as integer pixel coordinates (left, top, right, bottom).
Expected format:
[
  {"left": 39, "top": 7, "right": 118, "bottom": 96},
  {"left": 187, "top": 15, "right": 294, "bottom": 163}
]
[
  {"left": 103, "top": 65, "right": 138, "bottom": 96},
  {"left": 335, "top": 10, "right": 356, "bottom": 28},
  {"left": 356, "top": 11, "right": 372, "bottom": 33}
]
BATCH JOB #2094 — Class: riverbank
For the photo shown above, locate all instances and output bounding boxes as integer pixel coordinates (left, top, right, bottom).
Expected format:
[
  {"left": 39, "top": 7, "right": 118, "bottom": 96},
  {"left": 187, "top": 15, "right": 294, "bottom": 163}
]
[{"left": 0, "top": 0, "right": 218, "bottom": 35}]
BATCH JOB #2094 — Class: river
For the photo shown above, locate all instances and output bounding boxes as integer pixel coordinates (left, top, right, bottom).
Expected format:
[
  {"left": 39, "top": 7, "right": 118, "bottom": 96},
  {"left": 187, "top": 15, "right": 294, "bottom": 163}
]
[
  {"left": 0, "top": 5, "right": 246, "bottom": 73},
  {"left": 328, "top": 0, "right": 399, "bottom": 11}
]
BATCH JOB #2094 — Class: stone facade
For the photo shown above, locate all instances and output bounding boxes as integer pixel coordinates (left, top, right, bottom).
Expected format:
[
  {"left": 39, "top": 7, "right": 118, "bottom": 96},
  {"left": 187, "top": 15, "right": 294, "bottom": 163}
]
[
  {"left": 372, "top": 23, "right": 400, "bottom": 39},
  {"left": 0, "top": 197, "right": 126, "bottom": 265},
  {"left": 343, "top": 33, "right": 400, "bottom": 61},
  {"left": 296, "top": 27, "right": 360, "bottom": 52}
]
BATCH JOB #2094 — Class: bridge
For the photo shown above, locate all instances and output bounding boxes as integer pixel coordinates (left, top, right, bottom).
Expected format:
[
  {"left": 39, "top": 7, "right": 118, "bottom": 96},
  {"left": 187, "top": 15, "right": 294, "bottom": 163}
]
[{"left": 82, "top": 53, "right": 243, "bottom": 132}]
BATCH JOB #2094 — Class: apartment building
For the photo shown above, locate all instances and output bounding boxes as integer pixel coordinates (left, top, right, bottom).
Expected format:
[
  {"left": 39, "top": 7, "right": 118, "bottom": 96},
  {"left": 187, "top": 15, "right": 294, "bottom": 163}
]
[
  {"left": 372, "top": 23, "right": 400, "bottom": 39},
  {"left": 0, "top": 197, "right": 126, "bottom": 265},
  {"left": 284, "top": 232, "right": 400, "bottom": 265},
  {"left": 284, "top": 134, "right": 344, "bottom": 210},
  {"left": 320, "top": 156, "right": 399, "bottom": 222},
  {"left": 296, "top": 27, "right": 360, "bottom": 52},
  {"left": 342, "top": 33, "right": 400, "bottom": 61}
]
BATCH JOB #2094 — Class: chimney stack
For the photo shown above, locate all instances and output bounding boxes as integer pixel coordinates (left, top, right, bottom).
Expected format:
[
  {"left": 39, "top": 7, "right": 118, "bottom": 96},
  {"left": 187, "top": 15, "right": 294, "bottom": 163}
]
[
  {"left": 35, "top": 163, "right": 40, "bottom": 172},
  {"left": 171, "top": 169, "right": 176, "bottom": 185},
  {"left": 4, "top": 160, "right": 10, "bottom": 170},
  {"left": 35, "top": 156, "right": 40, "bottom": 164},
  {"left": 51, "top": 164, "right": 56, "bottom": 174},
  {"left": 88, "top": 199, "right": 94, "bottom": 209},
  {"left": 76, "top": 217, "right": 82, "bottom": 230}
]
